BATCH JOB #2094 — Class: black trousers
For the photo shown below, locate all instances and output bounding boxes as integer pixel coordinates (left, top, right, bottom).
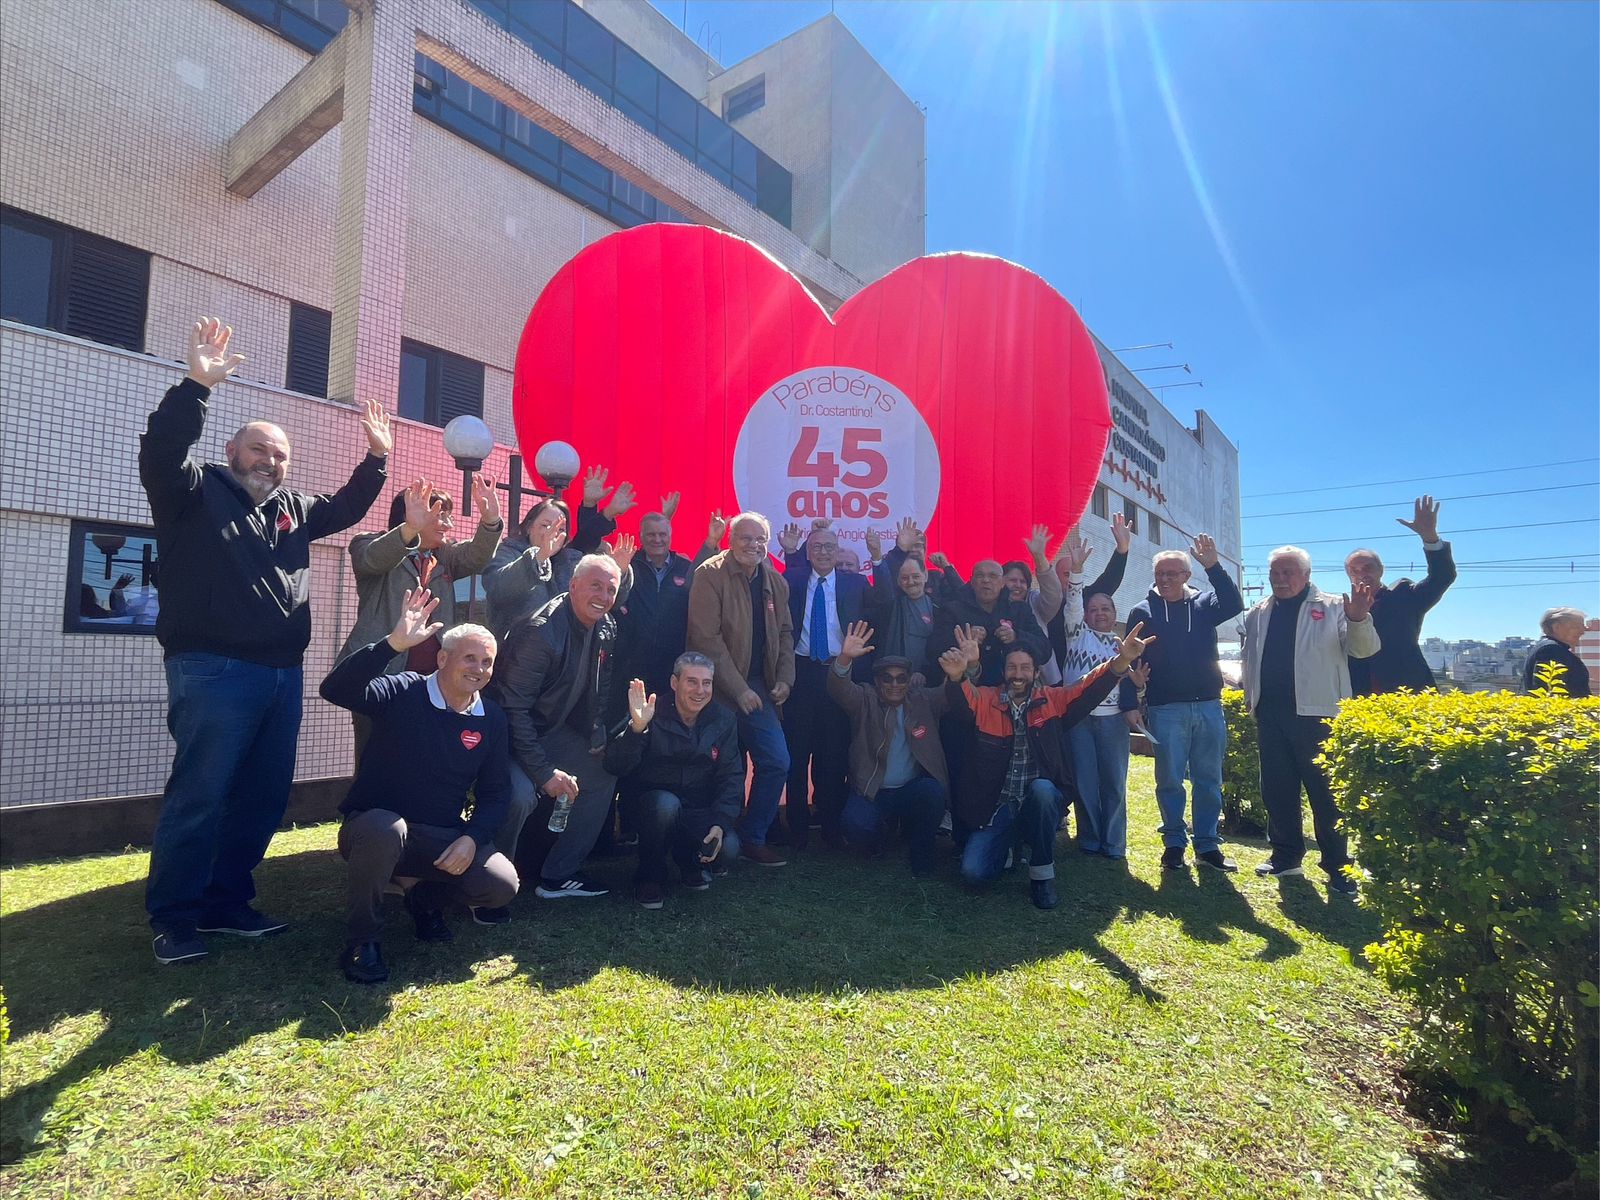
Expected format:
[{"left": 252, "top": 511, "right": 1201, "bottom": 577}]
[
  {"left": 781, "top": 657, "right": 850, "bottom": 841},
  {"left": 1254, "top": 704, "right": 1351, "bottom": 873}
]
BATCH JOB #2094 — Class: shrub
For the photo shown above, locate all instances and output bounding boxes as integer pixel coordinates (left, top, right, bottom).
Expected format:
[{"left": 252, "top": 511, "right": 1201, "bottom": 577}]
[
  {"left": 1321, "top": 690, "right": 1600, "bottom": 1159},
  {"left": 1220, "top": 689, "right": 1267, "bottom": 835}
]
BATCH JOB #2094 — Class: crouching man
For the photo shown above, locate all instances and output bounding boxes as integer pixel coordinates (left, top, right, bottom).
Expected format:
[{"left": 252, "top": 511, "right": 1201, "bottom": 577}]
[
  {"left": 604, "top": 654, "right": 744, "bottom": 909},
  {"left": 827, "top": 621, "right": 968, "bottom": 874},
  {"left": 947, "top": 621, "right": 1152, "bottom": 909},
  {"left": 320, "top": 589, "right": 519, "bottom": 983}
]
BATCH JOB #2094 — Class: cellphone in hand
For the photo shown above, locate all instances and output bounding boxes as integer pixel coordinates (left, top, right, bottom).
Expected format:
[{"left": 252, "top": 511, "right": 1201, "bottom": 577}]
[{"left": 698, "top": 834, "right": 719, "bottom": 861}]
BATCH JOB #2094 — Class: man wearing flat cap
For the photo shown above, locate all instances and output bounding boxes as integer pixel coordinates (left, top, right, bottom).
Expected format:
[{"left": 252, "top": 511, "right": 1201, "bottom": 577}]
[{"left": 826, "top": 620, "right": 972, "bottom": 873}]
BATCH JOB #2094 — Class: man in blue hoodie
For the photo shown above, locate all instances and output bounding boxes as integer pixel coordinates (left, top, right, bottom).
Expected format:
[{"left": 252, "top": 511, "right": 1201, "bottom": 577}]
[{"left": 1125, "top": 534, "right": 1244, "bottom": 873}]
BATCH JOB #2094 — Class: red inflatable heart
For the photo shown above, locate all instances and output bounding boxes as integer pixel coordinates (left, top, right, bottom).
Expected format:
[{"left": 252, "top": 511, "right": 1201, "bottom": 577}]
[{"left": 514, "top": 224, "right": 1109, "bottom": 569}]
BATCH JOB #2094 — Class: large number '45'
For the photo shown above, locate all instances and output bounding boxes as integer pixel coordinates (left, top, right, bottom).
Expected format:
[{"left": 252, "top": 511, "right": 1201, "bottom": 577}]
[{"left": 788, "top": 426, "right": 888, "bottom": 489}]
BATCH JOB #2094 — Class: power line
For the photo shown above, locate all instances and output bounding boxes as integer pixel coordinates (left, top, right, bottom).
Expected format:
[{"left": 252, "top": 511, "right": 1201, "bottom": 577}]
[
  {"left": 1242, "top": 457, "right": 1599, "bottom": 500},
  {"left": 1244, "top": 481, "right": 1597, "bottom": 520},
  {"left": 1447, "top": 579, "right": 1600, "bottom": 592},
  {"left": 1454, "top": 553, "right": 1600, "bottom": 565},
  {"left": 1242, "top": 517, "right": 1600, "bottom": 549}
]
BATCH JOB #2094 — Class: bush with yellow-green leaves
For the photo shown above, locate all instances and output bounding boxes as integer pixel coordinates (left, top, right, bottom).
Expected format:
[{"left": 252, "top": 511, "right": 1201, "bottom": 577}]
[
  {"left": 1321, "top": 688, "right": 1599, "bottom": 1165},
  {"left": 1219, "top": 689, "right": 1267, "bottom": 834}
]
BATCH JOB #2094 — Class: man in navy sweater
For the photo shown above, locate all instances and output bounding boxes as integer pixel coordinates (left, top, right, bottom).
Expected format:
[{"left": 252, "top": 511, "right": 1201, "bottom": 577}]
[
  {"left": 320, "top": 589, "right": 518, "bottom": 984},
  {"left": 1125, "top": 534, "right": 1245, "bottom": 873},
  {"left": 140, "top": 318, "right": 388, "bottom": 966},
  {"left": 1344, "top": 496, "right": 1456, "bottom": 694}
]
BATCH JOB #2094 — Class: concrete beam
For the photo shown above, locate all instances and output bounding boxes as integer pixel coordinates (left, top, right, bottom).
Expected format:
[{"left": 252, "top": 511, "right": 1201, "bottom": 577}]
[{"left": 224, "top": 26, "right": 350, "bottom": 198}]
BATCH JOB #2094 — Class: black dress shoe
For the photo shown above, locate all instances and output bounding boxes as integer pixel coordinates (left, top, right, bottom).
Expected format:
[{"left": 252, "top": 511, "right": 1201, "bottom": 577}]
[
  {"left": 1030, "top": 878, "right": 1059, "bottom": 911},
  {"left": 404, "top": 884, "right": 453, "bottom": 943},
  {"left": 340, "top": 941, "right": 388, "bottom": 984}
]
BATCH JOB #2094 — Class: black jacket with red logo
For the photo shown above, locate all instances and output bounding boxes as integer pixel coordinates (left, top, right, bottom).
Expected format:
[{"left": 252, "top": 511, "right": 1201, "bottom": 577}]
[
  {"left": 139, "top": 379, "right": 386, "bottom": 667},
  {"left": 954, "top": 665, "right": 1120, "bottom": 829},
  {"left": 603, "top": 699, "right": 744, "bottom": 827}
]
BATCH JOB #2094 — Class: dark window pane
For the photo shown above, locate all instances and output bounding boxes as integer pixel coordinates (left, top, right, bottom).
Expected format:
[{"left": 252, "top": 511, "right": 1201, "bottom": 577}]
[
  {"left": 616, "top": 96, "right": 654, "bottom": 130},
  {"left": 63, "top": 231, "right": 148, "bottom": 351},
  {"left": 437, "top": 353, "right": 485, "bottom": 424},
  {"left": 731, "top": 176, "right": 757, "bottom": 207},
  {"left": 560, "top": 143, "right": 608, "bottom": 191},
  {"left": 614, "top": 42, "right": 656, "bottom": 112},
  {"left": 505, "top": 109, "right": 559, "bottom": 160},
  {"left": 437, "top": 102, "right": 499, "bottom": 153},
  {"left": 563, "top": 4, "right": 613, "bottom": 84},
  {"left": 278, "top": 8, "right": 336, "bottom": 53},
  {"left": 563, "top": 62, "right": 610, "bottom": 103},
  {"left": 0, "top": 215, "right": 56, "bottom": 327},
  {"left": 696, "top": 153, "right": 732, "bottom": 188},
  {"left": 725, "top": 76, "right": 765, "bottom": 121},
  {"left": 560, "top": 174, "right": 608, "bottom": 213},
  {"left": 227, "top": 0, "right": 275, "bottom": 21},
  {"left": 465, "top": 0, "right": 510, "bottom": 31},
  {"left": 503, "top": 139, "right": 559, "bottom": 184},
  {"left": 731, "top": 134, "right": 758, "bottom": 185},
  {"left": 511, "top": 0, "right": 565, "bottom": 49},
  {"left": 65, "top": 521, "right": 161, "bottom": 636},
  {"left": 756, "top": 152, "right": 792, "bottom": 227},
  {"left": 398, "top": 345, "right": 431, "bottom": 422},
  {"left": 696, "top": 106, "right": 733, "bottom": 167},
  {"left": 286, "top": 303, "right": 331, "bottom": 397},
  {"left": 657, "top": 80, "right": 698, "bottom": 141}
]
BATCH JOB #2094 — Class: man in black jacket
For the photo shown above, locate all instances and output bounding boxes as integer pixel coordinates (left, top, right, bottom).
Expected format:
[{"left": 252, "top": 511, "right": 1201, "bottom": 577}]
[
  {"left": 1344, "top": 496, "right": 1457, "bottom": 694},
  {"left": 604, "top": 654, "right": 744, "bottom": 908},
  {"left": 614, "top": 504, "right": 722, "bottom": 698},
  {"left": 140, "top": 318, "right": 388, "bottom": 965},
  {"left": 321, "top": 590, "right": 519, "bottom": 983},
  {"left": 489, "top": 554, "right": 622, "bottom": 899},
  {"left": 1524, "top": 608, "right": 1592, "bottom": 697}
]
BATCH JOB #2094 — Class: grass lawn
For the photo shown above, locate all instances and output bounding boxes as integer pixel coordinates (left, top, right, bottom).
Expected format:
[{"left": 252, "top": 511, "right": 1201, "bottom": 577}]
[{"left": 0, "top": 761, "right": 1515, "bottom": 1198}]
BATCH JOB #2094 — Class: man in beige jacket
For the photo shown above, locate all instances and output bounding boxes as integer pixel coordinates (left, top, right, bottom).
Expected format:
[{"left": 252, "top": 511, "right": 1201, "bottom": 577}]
[
  {"left": 686, "top": 512, "right": 795, "bottom": 866},
  {"left": 1241, "top": 545, "right": 1378, "bottom": 895}
]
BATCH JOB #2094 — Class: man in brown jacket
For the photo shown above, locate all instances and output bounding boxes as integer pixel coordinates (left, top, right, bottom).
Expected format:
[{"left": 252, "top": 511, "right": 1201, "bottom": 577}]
[
  {"left": 686, "top": 512, "right": 795, "bottom": 866},
  {"left": 827, "top": 620, "right": 969, "bottom": 873}
]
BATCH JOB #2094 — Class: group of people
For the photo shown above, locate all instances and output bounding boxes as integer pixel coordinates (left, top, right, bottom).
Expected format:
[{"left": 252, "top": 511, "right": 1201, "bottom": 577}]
[{"left": 141, "top": 317, "right": 1573, "bottom": 985}]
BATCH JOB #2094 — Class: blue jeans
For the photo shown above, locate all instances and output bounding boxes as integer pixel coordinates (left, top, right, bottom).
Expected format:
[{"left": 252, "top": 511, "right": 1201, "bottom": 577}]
[
  {"left": 961, "top": 779, "right": 1064, "bottom": 884},
  {"left": 146, "top": 653, "right": 303, "bottom": 934},
  {"left": 841, "top": 774, "right": 946, "bottom": 873},
  {"left": 632, "top": 790, "right": 742, "bottom": 884},
  {"left": 1146, "top": 700, "right": 1226, "bottom": 854},
  {"left": 1069, "top": 714, "right": 1131, "bottom": 857},
  {"left": 736, "top": 690, "right": 790, "bottom": 845}
]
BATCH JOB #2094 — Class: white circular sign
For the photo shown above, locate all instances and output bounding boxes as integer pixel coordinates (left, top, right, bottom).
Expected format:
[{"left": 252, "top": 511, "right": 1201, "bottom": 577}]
[{"left": 732, "top": 366, "right": 941, "bottom": 558}]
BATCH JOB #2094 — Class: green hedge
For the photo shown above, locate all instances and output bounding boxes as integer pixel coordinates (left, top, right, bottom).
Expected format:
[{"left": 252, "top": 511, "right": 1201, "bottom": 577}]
[
  {"left": 1321, "top": 690, "right": 1600, "bottom": 1159},
  {"left": 1220, "top": 689, "right": 1267, "bottom": 835}
]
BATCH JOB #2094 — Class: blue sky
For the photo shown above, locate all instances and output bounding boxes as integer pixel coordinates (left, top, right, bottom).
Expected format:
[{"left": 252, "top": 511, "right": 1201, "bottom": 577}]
[{"left": 655, "top": 0, "right": 1599, "bottom": 640}]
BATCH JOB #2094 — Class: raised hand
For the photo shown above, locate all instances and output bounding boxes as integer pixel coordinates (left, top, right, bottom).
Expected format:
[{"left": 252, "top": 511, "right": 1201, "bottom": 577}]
[
  {"left": 1128, "top": 660, "right": 1152, "bottom": 690},
  {"left": 531, "top": 515, "right": 566, "bottom": 561},
  {"left": 360, "top": 398, "right": 393, "bottom": 458},
  {"left": 627, "top": 678, "right": 657, "bottom": 732},
  {"left": 1024, "top": 523, "right": 1052, "bottom": 566},
  {"left": 839, "top": 620, "right": 876, "bottom": 661},
  {"left": 928, "top": 551, "right": 953, "bottom": 572},
  {"left": 1345, "top": 579, "right": 1375, "bottom": 623},
  {"left": 387, "top": 586, "right": 443, "bottom": 651},
  {"left": 400, "top": 478, "right": 433, "bottom": 539},
  {"left": 605, "top": 531, "right": 638, "bottom": 572},
  {"left": 1190, "top": 533, "right": 1219, "bottom": 569},
  {"left": 896, "top": 516, "right": 922, "bottom": 554},
  {"left": 954, "top": 622, "right": 984, "bottom": 667},
  {"left": 938, "top": 645, "right": 971, "bottom": 682},
  {"left": 1111, "top": 512, "right": 1132, "bottom": 555},
  {"left": 660, "top": 491, "right": 681, "bottom": 520},
  {"left": 777, "top": 521, "right": 803, "bottom": 556},
  {"left": 1397, "top": 495, "right": 1440, "bottom": 543},
  {"left": 865, "top": 527, "right": 884, "bottom": 563},
  {"left": 994, "top": 619, "right": 1017, "bottom": 645},
  {"left": 1113, "top": 620, "right": 1156, "bottom": 670},
  {"left": 473, "top": 472, "right": 501, "bottom": 524},
  {"left": 113, "top": 573, "right": 135, "bottom": 591},
  {"left": 706, "top": 509, "right": 727, "bottom": 549},
  {"left": 581, "top": 465, "right": 611, "bottom": 507},
  {"left": 1058, "top": 527, "right": 1091, "bottom": 574},
  {"left": 184, "top": 317, "right": 246, "bottom": 388},
  {"left": 602, "top": 480, "right": 637, "bottom": 519}
]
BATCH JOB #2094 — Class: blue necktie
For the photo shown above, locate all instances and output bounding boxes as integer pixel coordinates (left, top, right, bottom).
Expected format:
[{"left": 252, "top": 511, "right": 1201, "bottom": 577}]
[{"left": 810, "top": 576, "right": 830, "bottom": 660}]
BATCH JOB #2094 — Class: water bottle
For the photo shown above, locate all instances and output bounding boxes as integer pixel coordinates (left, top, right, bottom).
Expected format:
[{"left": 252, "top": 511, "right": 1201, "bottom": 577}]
[{"left": 548, "top": 793, "right": 576, "bottom": 833}]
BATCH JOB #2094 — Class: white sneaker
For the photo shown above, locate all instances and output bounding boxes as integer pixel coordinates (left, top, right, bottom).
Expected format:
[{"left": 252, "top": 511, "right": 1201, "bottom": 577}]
[{"left": 535, "top": 877, "right": 610, "bottom": 899}]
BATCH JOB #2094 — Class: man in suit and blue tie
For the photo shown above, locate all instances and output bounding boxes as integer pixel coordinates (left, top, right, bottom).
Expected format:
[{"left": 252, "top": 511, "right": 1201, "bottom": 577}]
[{"left": 777, "top": 521, "right": 871, "bottom": 849}]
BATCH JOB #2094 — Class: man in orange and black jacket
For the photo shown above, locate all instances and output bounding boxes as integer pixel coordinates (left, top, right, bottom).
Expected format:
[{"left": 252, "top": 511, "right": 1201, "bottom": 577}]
[{"left": 946, "top": 621, "right": 1151, "bottom": 910}]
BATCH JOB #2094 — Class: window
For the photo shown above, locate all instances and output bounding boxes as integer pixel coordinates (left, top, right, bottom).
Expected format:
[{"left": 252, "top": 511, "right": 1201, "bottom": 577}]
[
  {"left": 216, "top": 0, "right": 348, "bottom": 54},
  {"left": 1122, "top": 497, "right": 1139, "bottom": 535},
  {"left": 64, "top": 521, "right": 160, "bottom": 636},
  {"left": 724, "top": 76, "right": 765, "bottom": 121},
  {"left": 1147, "top": 514, "right": 1162, "bottom": 546},
  {"left": 0, "top": 207, "right": 150, "bottom": 351},
  {"left": 398, "top": 338, "right": 484, "bottom": 428},
  {"left": 286, "top": 302, "right": 331, "bottom": 397},
  {"left": 1091, "top": 485, "right": 1109, "bottom": 520}
]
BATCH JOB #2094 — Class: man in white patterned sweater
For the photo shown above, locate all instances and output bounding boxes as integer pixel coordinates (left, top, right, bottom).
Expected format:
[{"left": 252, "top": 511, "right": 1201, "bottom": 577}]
[{"left": 1059, "top": 574, "right": 1149, "bottom": 860}]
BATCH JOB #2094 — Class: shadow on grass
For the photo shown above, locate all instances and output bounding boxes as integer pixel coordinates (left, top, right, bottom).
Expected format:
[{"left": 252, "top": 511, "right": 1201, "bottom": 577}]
[{"left": 1, "top": 833, "right": 1308, "bottom": 1162}]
